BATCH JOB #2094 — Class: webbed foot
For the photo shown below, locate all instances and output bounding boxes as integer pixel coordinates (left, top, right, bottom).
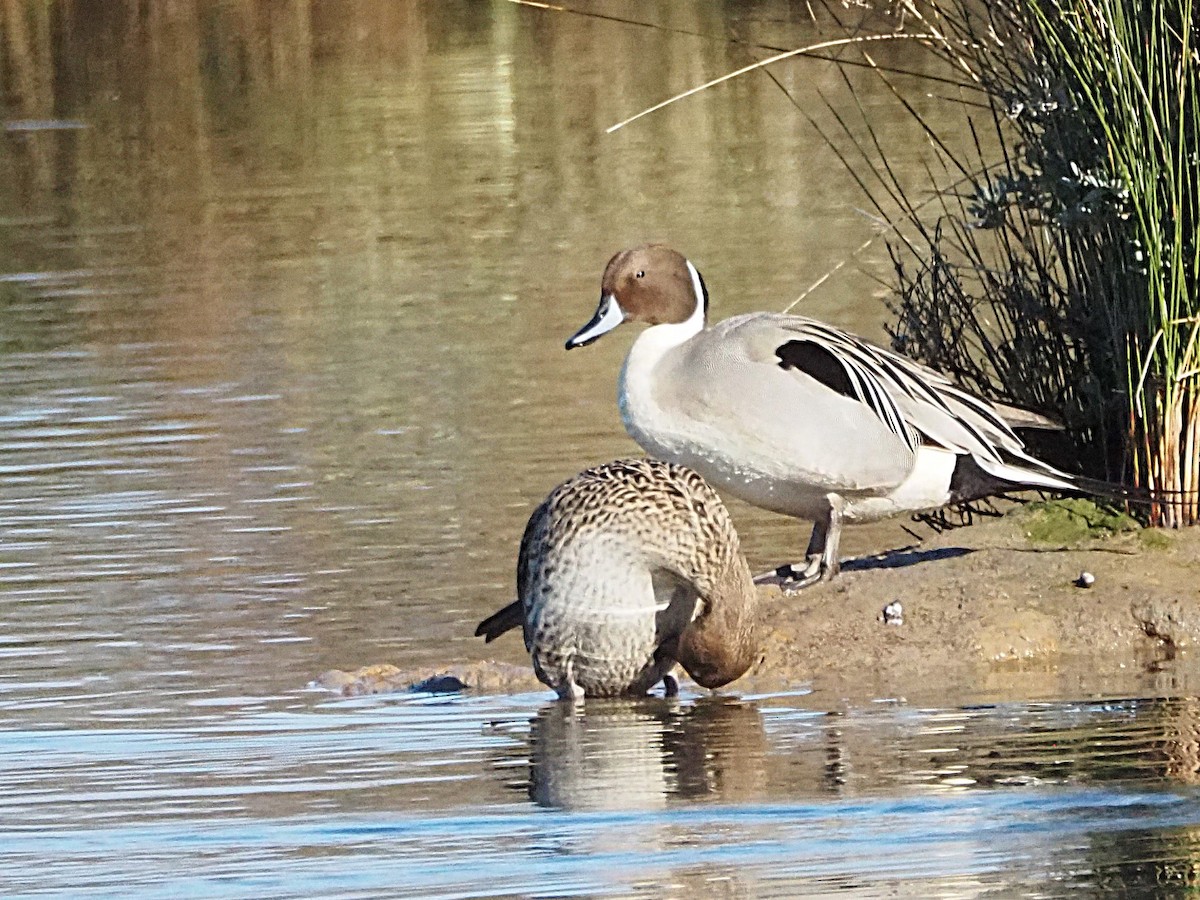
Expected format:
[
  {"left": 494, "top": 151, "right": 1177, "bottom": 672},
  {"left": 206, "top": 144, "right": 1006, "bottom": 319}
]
[{"left": 754, "top": 556, "right": 832, "bottom": 594}]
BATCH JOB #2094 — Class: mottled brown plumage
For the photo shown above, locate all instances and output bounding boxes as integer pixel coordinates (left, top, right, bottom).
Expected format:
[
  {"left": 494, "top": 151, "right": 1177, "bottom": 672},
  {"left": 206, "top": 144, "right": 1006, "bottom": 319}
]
[{"left": 475, "top": 458, "right": 760, "bottom": 700}]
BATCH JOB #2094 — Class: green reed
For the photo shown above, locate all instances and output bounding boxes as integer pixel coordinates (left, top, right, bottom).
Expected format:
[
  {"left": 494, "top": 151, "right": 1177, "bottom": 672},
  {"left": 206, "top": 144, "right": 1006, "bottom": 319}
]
[{"left": 847, "top": 0, "right": 1199, "bottom": 525}]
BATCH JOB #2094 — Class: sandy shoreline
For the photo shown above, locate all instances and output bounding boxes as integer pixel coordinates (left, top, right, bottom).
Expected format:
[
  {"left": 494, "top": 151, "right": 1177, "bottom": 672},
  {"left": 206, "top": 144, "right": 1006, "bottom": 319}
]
[{"left": 316, "top": 503, "right": 1200, "bottom": 705}]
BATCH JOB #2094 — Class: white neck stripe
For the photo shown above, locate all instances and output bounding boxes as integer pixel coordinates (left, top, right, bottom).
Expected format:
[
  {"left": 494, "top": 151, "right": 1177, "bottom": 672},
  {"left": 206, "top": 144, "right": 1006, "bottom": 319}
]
[{"left": 685, "top": 260, "right": 707, "bottom": 325}]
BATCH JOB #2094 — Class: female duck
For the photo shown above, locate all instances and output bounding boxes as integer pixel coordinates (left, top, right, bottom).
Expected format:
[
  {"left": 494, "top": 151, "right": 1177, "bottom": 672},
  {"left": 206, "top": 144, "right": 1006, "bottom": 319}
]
[
  {"left": 475, "top": 458, "right": 760, "bottom": 700},
  {"left": 566, "top": 244, "right": 1079, "bottom": 589}
]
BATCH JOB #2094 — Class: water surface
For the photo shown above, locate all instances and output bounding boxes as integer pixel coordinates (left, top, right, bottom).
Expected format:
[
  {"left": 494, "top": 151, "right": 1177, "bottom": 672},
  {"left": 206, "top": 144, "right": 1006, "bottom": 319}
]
[{"left": 2, "top": 2, "right": 1198, "bottom": 896}]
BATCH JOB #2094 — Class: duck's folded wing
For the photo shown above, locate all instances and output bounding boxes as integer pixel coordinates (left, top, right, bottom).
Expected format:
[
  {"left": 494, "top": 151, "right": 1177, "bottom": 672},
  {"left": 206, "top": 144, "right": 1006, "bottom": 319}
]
[
  {"left": 671, "top": 314, "right": 915, "bottom": 491},
  {"left": 761, "top": 315, "right": 1075, "bottom": 487},
  {"left": 860, "top": 344, "right": 1077, "bottom": 487},
  {"left": 740, "top": 314, "right": 926, "bottom": 453}
]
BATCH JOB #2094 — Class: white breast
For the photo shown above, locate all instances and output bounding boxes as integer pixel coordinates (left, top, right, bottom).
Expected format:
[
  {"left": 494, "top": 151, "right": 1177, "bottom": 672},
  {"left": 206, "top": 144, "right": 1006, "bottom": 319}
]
[{"left": 616, "top": 317, "right": 917, "bottom": 521}]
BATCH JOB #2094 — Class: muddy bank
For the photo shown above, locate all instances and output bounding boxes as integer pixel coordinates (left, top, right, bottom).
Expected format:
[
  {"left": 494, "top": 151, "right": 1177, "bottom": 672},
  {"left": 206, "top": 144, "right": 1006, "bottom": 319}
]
[
  {"left": 316, "top": 503, "right": 1200, "bottom": 704},
  {"left": 742, "top": 506, "right": 1200, "bottom": 701}
]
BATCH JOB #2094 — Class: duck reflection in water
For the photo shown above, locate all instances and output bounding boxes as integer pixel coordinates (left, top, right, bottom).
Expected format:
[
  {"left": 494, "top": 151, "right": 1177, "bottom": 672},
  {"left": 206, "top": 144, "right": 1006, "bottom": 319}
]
[{"left": 522, "top": 697, "right": 769, "bottom": 811}]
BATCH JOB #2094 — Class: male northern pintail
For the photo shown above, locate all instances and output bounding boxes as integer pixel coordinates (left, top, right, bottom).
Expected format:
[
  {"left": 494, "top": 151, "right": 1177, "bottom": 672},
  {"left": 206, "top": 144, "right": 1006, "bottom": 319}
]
[
  {"left": 565, "top": 244, "right": 1079, "bottom": 589},
  {"left": 475, "top": 458, "right": 760, "bottom": 700}
]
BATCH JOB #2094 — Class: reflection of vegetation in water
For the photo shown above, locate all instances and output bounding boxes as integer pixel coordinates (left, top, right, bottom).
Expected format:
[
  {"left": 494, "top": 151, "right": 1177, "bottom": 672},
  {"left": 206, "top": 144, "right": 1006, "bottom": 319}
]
[
  {"left": 1161, "top": 698, "right": 1200, "bottom": 787},
  {"left": 0, "top": 280, "right": 84, "bottom": 356},
  {"left": 1083, "top": 696, "right": 1200, "bottom": 892},
  {"left": 1086, "top": 828, "right": 1200, "bottom": 893}
]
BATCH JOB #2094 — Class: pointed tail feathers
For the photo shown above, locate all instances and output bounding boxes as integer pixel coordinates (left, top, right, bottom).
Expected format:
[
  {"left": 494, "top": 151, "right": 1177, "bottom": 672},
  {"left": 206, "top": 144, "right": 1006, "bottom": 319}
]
[
  {"left": 974, "top": 455, "right": 1078, "bottom": 494},
  {"left": 974, "top": 455, "right": 1184, "bottom": 507},
  {"left": 475, "top": 600, "right": 523, "bottom": 643},
  {"left": 1066, "top": 474, "right": 1166, "bottom": 507}
]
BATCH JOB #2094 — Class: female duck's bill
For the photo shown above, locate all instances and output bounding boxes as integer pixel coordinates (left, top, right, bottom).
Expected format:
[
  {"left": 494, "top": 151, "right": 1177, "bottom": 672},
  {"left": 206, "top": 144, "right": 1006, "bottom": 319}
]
[
  {"left": 564, "top": 244, "right": 1082, "bottom": 591},
  {"left": 475, "top": 458, "right": 760, "bottom": 701}
]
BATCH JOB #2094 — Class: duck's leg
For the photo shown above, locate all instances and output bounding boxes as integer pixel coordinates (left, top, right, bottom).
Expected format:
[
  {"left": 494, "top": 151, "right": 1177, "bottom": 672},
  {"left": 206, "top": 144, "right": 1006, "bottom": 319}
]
[
  {"left": 816, "top": 494, "right": 844, "bottom": 580},
  {"left": 768, "top": 495, "right": 845, "bottom": 593},
  {"left": 556, "top": 660, "right": 586, "bottom": 702}
]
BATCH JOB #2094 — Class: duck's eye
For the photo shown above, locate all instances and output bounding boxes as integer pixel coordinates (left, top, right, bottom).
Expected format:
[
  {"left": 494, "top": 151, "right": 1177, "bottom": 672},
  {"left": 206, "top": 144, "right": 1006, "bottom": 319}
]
[{"left": 635, "top": 270, "right": 645, "bottom": 278}]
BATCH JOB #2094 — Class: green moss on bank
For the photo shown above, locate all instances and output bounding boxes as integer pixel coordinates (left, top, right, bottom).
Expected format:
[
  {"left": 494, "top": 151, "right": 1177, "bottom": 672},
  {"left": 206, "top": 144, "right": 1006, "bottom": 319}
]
[{"left": 1137, "top": 528, "right": 1175, "bottom": 551}]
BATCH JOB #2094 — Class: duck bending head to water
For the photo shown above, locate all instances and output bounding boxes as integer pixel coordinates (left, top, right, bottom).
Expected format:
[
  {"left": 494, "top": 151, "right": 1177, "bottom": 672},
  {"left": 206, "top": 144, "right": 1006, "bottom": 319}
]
[
  {"left": 566, "top": 244, "right": 1079, "bottom": 590},
  {"left": 475, "top": 458, "right": 760, "bottom": 701}
]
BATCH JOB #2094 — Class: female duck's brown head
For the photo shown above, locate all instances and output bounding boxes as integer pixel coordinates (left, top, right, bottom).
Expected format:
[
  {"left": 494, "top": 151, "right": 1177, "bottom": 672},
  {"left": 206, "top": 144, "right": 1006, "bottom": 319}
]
[
  {"left": 674, "top": 552, "right": 760, "bottom": 689},
  {"left": 566, "top": 244, "right": 709, "bottom": 349}
]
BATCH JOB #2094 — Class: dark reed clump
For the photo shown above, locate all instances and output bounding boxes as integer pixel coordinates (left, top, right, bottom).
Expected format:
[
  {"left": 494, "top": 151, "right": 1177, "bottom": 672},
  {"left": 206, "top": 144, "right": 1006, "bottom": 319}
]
[{"left": 826, "top": 0, "right": 1199, "bottom": 524}]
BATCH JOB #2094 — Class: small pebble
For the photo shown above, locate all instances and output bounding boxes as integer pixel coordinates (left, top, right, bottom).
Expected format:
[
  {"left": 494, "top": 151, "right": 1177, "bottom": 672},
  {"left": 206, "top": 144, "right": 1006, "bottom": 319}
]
[
  {"left": 881, "top": 600, "right": 904, "bottom": 625},
  {"left": 1075, "top": 571, "right": 1096, "bottom": 589}
]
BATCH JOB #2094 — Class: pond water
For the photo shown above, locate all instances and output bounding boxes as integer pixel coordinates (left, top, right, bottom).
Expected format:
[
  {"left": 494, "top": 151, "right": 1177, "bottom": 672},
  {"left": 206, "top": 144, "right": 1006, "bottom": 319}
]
[{"left": 2, "top": 1, "right": 1199, "bottom": 896}]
